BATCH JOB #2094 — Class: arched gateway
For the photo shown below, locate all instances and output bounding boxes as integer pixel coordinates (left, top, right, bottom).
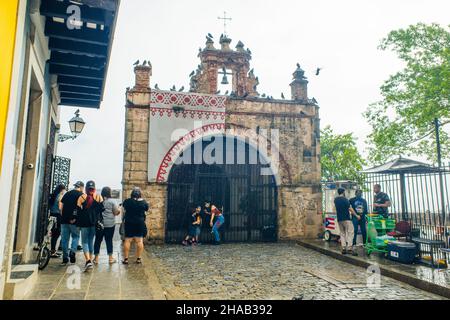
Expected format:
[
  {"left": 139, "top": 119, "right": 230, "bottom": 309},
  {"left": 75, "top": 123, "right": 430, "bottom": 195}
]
[
  {"left": 122, "top": 34, "right": 323, "bottom": 243},
  {"left": 166, "top": 135, "right": 278, "bottom": 243}
]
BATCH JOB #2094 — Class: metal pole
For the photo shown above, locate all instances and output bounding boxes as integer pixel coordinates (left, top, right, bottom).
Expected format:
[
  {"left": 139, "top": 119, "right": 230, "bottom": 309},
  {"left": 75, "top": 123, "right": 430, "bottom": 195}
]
[
  {"left": 434, "top": 118, "right": 446, "bottom": 228},
  {"left": 399, "top": 173, "right": 408, "bottom": 221}
]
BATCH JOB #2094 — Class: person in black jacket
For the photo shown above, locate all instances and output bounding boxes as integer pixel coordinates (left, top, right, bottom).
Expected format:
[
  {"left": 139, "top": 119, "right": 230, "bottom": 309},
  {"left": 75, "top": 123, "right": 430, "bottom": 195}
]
[
  {"left": 60, "top": 181, "right": 84, "bottom": 265},
  {"left": 122, "top": 187, "right": 149, "bottom": 264},
  {"left": 77, "top": 180, "right": 104, "bottom": 271}
]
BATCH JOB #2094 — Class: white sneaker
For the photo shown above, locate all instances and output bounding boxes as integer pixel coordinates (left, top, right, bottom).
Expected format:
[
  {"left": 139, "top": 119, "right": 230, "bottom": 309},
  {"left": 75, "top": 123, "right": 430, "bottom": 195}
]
[{"left": 84, "top": 261, "right": 93, "bottom": 271}]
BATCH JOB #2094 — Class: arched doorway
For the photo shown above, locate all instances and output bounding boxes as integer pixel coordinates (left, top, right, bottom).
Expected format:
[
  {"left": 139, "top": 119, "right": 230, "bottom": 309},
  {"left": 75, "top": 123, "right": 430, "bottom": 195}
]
[{"left": 166, "top": 135, "right": 278, "bottom": 243}]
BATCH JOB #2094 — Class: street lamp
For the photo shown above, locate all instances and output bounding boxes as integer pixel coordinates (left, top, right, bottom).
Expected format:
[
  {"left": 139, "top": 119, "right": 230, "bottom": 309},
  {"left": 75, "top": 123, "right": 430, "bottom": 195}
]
[{"left": 58, "top": 109, "right": 85, "bottom": 142}]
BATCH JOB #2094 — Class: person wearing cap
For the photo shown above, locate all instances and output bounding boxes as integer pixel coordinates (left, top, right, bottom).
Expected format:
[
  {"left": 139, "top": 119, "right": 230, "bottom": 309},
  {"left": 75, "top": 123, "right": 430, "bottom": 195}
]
[
  {"left": 77, "top": 180, "right": 104, "bottom": 271},
  {"left": 59, "top": 181, "right": 84, "bottom": 265},
  {"left": 121, "top": 187, "right": 149, "bottom": 264},
  {"left": 349, "top": 189, "right": 368, "bottom": 249}
]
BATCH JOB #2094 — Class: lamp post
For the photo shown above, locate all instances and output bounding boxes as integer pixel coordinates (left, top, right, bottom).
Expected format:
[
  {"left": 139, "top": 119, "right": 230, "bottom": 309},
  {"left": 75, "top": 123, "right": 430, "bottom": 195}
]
[{"left": 58, "top": 109, "right": 85, "bottom": 142}]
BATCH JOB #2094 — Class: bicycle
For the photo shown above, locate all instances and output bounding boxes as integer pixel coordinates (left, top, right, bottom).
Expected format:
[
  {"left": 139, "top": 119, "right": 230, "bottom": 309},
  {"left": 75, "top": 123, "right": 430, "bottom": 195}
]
[{"left": 36, "top": 215, "right": 57, "bottom": 270}]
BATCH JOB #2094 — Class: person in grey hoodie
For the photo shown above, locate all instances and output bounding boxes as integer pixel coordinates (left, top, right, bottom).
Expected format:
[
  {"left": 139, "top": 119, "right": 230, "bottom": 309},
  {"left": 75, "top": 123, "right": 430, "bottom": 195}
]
[{"left": 93, "top": 187, "right": 120, "bottom": 264}]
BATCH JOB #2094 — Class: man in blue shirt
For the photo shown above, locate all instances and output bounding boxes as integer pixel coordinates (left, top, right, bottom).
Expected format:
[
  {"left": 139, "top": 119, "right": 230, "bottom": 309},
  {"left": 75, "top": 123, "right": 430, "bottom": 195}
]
[
  {"left": 349, "top": 189, "right": 368, "bottom": 247},
  {"left": 334, "top": 188, "right": 359, "bottom": 255}
]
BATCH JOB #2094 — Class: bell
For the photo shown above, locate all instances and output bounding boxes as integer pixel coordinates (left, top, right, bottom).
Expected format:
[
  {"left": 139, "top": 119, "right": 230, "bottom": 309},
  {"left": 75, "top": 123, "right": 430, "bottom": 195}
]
[{"left": 221, "top": 74, "right": 229, "bottom": 85}]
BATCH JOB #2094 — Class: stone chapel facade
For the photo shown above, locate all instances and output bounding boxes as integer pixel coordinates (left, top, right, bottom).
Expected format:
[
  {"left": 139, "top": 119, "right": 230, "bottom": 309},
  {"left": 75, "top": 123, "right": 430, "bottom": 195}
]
[{"left": 122, "top": 35, "right": 322, "bottom": 243}]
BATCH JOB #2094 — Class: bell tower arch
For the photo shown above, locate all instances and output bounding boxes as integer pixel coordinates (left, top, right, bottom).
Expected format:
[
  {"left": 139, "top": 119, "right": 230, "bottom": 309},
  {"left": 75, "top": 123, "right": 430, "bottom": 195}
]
[{"left": 190, "top": 35, "right": 259, "bottom": 97}]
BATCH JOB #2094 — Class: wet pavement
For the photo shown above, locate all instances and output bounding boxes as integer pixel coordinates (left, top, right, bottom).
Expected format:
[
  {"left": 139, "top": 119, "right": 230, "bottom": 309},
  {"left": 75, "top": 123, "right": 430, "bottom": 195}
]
[
  {"left": 25, "top": 233, "right": 446, "bottom": 300},
  {"left": 24, "top": 228, "right": 157, "bottom": 300},
  {"left": 147, "top": 242, "right": 445, "bottom": 300},
  {"left": 299, "top": 239, "right": 450, "bottom": 297}
]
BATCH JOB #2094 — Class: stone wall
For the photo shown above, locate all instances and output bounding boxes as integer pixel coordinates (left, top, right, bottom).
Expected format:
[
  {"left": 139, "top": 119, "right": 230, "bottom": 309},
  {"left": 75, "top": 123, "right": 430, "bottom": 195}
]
[
  {"left": 122, "top": 99, "right": 166, "bottom": 243},
  {"left": 226, "top": 98, "right": 322, "bottom": 239}
]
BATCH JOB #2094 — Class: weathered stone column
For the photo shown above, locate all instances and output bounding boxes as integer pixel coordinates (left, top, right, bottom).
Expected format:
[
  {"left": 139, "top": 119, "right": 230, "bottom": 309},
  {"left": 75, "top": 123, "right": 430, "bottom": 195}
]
[{"left": 123, "top": 63, "right": 165, "bottom": 243}]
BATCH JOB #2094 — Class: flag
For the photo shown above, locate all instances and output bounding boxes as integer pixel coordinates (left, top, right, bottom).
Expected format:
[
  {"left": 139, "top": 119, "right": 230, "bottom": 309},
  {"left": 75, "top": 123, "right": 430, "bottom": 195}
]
[{"left": 325, "top": 217, "right": 335, "bottom": 230}]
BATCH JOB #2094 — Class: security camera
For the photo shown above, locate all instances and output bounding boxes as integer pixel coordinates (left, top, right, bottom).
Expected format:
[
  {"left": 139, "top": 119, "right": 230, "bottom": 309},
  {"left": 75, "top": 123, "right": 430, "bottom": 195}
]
[{"left": 27, "top": 163, "right": 34, "bottom": 169}]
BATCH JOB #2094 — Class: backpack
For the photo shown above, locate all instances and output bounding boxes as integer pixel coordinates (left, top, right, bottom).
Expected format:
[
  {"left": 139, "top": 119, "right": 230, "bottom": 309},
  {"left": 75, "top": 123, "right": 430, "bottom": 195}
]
[{"left": 77, "top": 194, "right": 104, "bottom": 228}]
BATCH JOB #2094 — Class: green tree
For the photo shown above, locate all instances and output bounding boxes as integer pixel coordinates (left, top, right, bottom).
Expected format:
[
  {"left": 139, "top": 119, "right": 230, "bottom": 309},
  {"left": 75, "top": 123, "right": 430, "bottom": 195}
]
[
  {"left": 364, "top": 23, "right": 450, "bottom": 164},
  {"left": 320, "top": 126, "right": 366, "bottom": 184}
]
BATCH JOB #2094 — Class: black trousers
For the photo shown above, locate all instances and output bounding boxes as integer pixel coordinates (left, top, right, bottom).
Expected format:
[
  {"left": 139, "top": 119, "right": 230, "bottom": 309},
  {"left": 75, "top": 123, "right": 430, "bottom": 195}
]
[{"left": 94, "top": 226, "right": 115, "bottom": 256}]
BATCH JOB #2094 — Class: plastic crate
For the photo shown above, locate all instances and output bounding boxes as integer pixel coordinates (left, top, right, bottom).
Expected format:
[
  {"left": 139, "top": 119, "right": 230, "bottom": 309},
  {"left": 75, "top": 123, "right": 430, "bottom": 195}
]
[
  {"left": 373, "top": 219, "right": 396, "bottom": 230},
  {"left": 375, "top": 235, "right": 395, "bottom": 247}
]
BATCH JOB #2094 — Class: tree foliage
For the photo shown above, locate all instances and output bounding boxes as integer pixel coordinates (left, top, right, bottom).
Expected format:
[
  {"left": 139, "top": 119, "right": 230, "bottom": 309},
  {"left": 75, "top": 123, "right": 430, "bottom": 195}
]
[
  {"left": 364, "top": 23, "right": 450, "bottom": 164},
  {"left": 320, "top": 126, "right": 366, "bottom": 184}
]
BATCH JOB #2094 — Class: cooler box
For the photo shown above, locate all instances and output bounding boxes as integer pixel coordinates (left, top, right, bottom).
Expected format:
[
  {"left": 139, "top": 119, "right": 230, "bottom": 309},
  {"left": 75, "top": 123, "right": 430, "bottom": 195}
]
[{"left": 386, "top": 241, "right": 417, "bottom": 264}]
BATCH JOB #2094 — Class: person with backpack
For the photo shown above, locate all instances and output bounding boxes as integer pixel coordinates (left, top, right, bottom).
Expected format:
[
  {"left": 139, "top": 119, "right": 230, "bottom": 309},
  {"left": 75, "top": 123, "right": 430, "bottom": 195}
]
[
  {"left": 122, "top": 187, "right": 149, "bottom": 264},
  {"left": 48, "top": 184, "right": 66, "bottom": 258},
  {"left": 76, "top": 180, "right": 104, "bottom": 271},
  {"left": 60, "top": 181, "right": 84, "bottom": 265},
  {"left": 93, "top": 187, "right": 120, "bottom": 264}
]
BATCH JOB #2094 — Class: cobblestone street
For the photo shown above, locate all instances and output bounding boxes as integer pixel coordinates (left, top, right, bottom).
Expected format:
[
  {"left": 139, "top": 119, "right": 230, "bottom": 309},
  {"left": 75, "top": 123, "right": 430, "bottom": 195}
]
[
  {"left": 25, "top": 239, "right": 445, "bottom": 300},
  {"left": 147, "top": 243, "right": 444, "bottom": 300}
]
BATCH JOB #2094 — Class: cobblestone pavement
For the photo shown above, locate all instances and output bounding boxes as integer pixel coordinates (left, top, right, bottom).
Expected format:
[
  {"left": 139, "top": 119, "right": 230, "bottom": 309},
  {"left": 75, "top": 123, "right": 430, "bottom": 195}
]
[
  {"left": 147, "top": 243, "right": 445, "bottom": 300},
  {"left": 24, "top": 229, "right": 158, "bottom": 300}
]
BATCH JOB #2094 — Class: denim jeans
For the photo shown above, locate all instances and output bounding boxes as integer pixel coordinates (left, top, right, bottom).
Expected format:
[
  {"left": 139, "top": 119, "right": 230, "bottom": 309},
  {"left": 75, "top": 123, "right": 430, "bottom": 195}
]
[
  {"left": 80, "top": 226, "right": 96, "bottom": 255},
  {"left": 61, "top": 224, "right": 80, "bottom": 260},
  {"left": 352, "top": 215, "right": 367, "bottom": 246},
  {"left": 94, "top": 226, "right": 115, "bottom": 256},
  {"left": 212, "top": 215, "right": 225, "bottom": 242}
]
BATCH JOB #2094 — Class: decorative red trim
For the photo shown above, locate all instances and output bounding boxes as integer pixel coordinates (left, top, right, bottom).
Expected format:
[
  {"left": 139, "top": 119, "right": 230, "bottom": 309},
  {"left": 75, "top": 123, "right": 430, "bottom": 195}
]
[
  {"left": 155, "top": 123, "right": 226, "bottom": 182},
  {"left": 150, "top": 90, "right": 226, "bottom": 109},
  {"left": 150, "top": 107, "right": 225, "bottom": 120}
]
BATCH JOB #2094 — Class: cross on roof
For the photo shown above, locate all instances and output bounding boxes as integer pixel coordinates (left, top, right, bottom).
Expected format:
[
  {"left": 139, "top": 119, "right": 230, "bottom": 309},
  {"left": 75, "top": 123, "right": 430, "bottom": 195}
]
[{"left": 218, "top": 11, "right": 232, "bottom": 37}]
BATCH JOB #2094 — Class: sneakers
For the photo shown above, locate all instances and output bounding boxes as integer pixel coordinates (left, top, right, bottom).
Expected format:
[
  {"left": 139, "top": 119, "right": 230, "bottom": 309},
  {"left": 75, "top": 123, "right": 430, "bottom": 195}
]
[
  {"left": 182, "top": 240, "right": 188, "bottom": 246},
  {"left": 69, "top": 251, "right": 76, "bottom": 264},
  {"left": 61, "top": 258, "right": 69, "bottom": 266},
  {"left": 50, "top": 251, "right": 61, "bottom": 258},
  {"left": 341, "top": 248, "right": 347, "bottom": 254},
  {"left": 84, "top": 260, "right": 93, "bottom": 271}
]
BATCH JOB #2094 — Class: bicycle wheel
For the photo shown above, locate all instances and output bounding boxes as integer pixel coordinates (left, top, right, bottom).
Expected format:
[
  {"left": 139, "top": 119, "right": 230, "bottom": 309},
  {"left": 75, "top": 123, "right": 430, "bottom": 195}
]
[{"left": 37, "top": 246, "right": 50, "bottom": 270}]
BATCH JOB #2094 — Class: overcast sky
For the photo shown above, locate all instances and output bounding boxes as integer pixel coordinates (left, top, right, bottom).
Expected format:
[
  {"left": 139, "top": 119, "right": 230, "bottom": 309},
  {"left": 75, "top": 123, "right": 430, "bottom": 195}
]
[{"left": 57, "top": 0, "right": 450, "bottom": 190}]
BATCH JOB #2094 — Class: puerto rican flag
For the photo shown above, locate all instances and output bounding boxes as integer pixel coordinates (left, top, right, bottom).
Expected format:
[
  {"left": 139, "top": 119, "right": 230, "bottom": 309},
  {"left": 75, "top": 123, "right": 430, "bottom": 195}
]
[{"left": 325, "top": 217, "right": 336, "bottom": 230}]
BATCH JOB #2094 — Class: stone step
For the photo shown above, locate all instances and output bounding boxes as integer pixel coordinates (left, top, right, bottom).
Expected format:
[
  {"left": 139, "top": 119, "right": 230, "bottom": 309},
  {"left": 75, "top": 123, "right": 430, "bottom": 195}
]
[{"left": 3, "top": 264, "right": 38, "bottom": 300}]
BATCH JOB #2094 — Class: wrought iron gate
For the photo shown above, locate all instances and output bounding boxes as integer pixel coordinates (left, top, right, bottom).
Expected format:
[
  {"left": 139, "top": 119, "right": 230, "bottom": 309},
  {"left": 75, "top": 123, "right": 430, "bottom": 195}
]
[
  {"left": 166, "top": 136, "right": 278, "bottom": 243},
  {"left": 52, "top": 156, "right": 71, "bottom": 190}
]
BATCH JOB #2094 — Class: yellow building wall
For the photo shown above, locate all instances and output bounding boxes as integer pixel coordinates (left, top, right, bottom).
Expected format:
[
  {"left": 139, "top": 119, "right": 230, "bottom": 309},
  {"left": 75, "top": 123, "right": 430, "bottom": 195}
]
[{"left": 0, "top": 0, "right": 19, "bottom": 175}]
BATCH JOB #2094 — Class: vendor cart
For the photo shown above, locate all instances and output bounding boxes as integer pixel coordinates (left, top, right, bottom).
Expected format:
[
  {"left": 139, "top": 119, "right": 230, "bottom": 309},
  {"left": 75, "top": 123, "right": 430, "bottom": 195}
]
[
  {"left": 322, "top": 181, "right": 358, "bottom": 241},
  {"left": 364, "top": 214, "right": 396, "bottom": 255}
]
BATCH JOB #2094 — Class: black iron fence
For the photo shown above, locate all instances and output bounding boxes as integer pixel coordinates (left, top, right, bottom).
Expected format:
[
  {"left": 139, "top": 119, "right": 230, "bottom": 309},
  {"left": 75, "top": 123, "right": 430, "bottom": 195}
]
[{"left": 362, "top": 165, "right": 450, "bottom": 263}]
